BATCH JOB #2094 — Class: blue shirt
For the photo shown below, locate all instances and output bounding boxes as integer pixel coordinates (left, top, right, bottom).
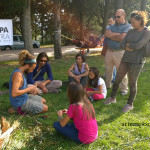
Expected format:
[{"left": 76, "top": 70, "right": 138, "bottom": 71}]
[
  {"left": 9, "top": 69, "right": 28, "bottom": 107},
  {"left": 27, "top": 62, "right": 53, "bottom": 84},
  {"left": 107, "top": 23, "right": 132, "bottom": 50}
]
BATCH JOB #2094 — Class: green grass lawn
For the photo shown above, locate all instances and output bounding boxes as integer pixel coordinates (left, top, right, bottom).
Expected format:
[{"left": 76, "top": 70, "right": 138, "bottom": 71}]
[{"left": 0, "top": 52, "right": 150, "bottom": 150}]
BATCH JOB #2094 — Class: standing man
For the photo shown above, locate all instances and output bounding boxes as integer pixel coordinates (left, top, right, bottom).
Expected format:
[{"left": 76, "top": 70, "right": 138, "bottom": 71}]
[
  {"left": 107, "top": 16, "right": 116, "bottom": 27},
  {"left": 104, "top": 9, "right": 132, "bottom": 95},
  {"left": 101, "top": 16, "right": 116, "bottom": 82},
  {"left": 8, "top": 50, "right": 48, "bottom": 114},
  {"left": 102, "top": 16, "right": 116, "bottom": 56}
]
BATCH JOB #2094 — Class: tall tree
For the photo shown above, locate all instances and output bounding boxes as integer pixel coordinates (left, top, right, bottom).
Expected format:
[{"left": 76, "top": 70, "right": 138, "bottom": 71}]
[
  {"left": 114, "top": 0, "right": 124, "bottom": 11},
  {"left": 0, "top": 0, "right": 33, "bottom": 54},
  {"left": 102, "top": 0, "right": 111, "bottom": 34},
  {"left": 140, "top": 0, "right": 147, "bottom": 11},
  {"left": 53, "top": 0, "right": 62, "bottom": 59},
  {"left": 21, "top": 0, "right": 33, "bottom": 54}
]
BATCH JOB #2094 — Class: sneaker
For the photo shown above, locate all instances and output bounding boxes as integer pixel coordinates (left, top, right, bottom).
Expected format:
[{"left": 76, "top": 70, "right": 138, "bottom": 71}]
[
  {"left": 122, "top": 104, "right": 133, "bottom": 112},
  {"left": 104, "top": 97, "right": 116, "bottom": 105},
  {"left": 121, "top": 91, "right": 128, "bottom": 96}
]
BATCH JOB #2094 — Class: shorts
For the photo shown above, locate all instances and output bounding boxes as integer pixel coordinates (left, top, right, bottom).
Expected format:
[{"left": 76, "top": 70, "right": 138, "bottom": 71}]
[{"left": 21, "top": 94, "right": 44, "bottom": 114}]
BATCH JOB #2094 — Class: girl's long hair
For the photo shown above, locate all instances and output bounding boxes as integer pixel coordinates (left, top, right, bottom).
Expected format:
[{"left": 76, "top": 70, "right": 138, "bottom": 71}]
[
  {"left": 67, "top": 82, "right": 95, "bottom": 120},
  {"left": 88, "top": 67, "right": 99, "bottom": 88}
]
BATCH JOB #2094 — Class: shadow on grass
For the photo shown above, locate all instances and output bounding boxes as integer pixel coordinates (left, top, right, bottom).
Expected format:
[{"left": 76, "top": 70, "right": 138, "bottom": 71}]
[{"left": 1, "top": 54, "right": 150, "bottom": 149}]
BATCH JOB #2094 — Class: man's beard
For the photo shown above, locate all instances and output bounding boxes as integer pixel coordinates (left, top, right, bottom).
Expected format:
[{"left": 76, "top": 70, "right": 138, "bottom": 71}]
[{"left": 24, "top": 68, "right": 30, "bottom": 75}]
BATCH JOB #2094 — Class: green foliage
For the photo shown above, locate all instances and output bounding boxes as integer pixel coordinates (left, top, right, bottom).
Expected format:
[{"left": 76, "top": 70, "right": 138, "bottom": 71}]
[
  {"left": 1, "top": 0, "right": 150, "bottom": 43},
  {"left": 0, "top": 53, "right": 150, "bottom": 149},
  {"left": 0, "top": 0, "right": 27, "bottom": 17}
]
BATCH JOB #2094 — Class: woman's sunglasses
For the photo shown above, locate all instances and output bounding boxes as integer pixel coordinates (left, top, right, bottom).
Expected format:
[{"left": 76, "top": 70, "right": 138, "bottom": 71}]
[{"left": 40, "top": 60, "right": 47, "bottom": 62}]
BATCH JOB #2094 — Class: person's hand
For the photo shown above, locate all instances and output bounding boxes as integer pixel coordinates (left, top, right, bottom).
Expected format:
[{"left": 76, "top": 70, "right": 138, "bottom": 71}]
[
  {"left": 40, "top": 82, "right": 46, "bottom": 86},
  {"left": 33, "top": 90, "right": 38, "bottom": 95},
  {"left": 37, "top": 83, "right": 44, "bottom": 88},
  {"left": 126, "top": 46, "right": 134, "bottom": 51},
  {"left": 42, "top": 87, "right": 48, "bottom": 93},
  {"left": 75, "top": 75, "right": 81, "bottom": 79},
  {"left": 62, "top": 109, "right": 68, "bottom": 114},
  {"left": 57, "top": 110, "right": 63, "bottom": 117},
  {"left": 28, "top": 86, "right": 37, "bottom": 94},
  {"left": 37, "top": 84, "right": 48, "bottom": 93},
  {"left": 75, "top": 76, "right": 80, "bottom": 83},
  {"left": 86, "top": 91, "right": 91, "bottom": 97}
]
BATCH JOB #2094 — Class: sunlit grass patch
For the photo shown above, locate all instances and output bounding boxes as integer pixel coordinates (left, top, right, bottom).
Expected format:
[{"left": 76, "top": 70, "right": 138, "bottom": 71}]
[{"left": 0, "top": 52, "right": 150, "bottom": 149}]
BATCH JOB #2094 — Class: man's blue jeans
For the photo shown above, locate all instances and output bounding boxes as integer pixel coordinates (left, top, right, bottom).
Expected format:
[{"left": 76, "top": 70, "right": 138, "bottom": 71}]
[{"left": 53, "top": 121, "right": 82, "bottom": 143}]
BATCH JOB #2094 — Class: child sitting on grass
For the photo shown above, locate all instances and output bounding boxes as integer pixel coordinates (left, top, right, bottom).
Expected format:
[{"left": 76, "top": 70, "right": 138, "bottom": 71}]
[
  {"left": 53, "top": 82, "right": 98, "bottom": 144},
  {"left": 85, "top": 67, "right": 107, "bottom": 101}
]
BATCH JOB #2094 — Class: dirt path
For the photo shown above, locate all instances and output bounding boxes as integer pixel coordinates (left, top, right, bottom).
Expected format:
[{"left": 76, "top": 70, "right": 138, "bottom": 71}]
[{"left": 0, "top": 45, "right": 102, "bottom": 62}]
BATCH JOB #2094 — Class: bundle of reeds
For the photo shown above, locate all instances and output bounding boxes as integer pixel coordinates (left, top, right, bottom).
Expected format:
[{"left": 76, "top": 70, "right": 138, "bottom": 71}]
[{"left": 0, "top": 117, "right": 20, "bottom": 149}]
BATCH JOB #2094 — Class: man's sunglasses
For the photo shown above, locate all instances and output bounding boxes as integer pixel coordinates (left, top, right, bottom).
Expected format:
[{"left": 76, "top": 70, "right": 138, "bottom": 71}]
[
  {"left": 40, "top": 60, "right": 47, "bottom": 62},
  {"left": 115, "top": 16, "right": 121, "bottom": 19}
]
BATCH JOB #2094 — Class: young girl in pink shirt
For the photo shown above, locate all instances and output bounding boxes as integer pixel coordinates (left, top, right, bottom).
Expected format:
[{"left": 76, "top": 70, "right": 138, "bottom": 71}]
[
  {"left": 86, "top": 67, "right": 107, "bottom": 101},
  {"left": 53, "top": 82, "right": 98, "bottom": 144}
]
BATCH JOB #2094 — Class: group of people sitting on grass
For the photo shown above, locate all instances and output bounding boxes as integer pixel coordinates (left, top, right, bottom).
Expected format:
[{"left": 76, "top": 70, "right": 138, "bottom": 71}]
[
  {"left": 8, "top": 50, "right": 104, "bottom": 144},
  {"left": 8, "top": 9, "right": 150, "bottom": 144}
]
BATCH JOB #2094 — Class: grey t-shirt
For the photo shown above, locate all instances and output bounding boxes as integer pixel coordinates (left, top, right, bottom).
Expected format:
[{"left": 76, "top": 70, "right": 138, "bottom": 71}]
[
  {"left": 107, "top": 23, "right": 132, "bottom": 50},
  {"left": 121, "top": 28, "right": 150, "bottom": 64}
]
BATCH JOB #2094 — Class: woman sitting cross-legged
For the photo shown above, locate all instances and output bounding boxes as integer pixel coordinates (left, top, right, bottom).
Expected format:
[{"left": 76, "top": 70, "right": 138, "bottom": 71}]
[
  {"left": 27, "top": 52, "right": 62, "bottom": 94},
  {"left": 53, "top": 82, "right": 98, "bottom": 144},
  {"left": 68, "top": 53, "right": 89, "bottom": 87}
]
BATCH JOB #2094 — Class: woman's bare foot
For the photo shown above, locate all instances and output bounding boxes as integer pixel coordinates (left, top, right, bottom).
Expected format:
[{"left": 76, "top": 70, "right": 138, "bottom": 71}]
[{"left": 8, "top": 108, "right": 17, "bottom": 113}]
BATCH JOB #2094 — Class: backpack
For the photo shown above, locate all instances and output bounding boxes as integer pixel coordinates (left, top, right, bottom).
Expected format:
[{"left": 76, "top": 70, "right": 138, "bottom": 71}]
[
  {"left": 143, "top": 40, "right": 150, "bottom": 57},
  {"left": 142, "top": 27, "right": 150, "bottom": 57}
]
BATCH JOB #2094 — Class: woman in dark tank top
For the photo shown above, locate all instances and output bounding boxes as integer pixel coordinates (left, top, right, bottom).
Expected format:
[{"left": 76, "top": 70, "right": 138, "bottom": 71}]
[{"left": 68, "top": 53, "right": 89, "bottom": 87}]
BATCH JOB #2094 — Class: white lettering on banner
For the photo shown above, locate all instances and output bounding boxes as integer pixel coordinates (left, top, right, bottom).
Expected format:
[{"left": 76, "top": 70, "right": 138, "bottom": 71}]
[{"left": 0, "top": 19, "right": 13, "bottom": 46}]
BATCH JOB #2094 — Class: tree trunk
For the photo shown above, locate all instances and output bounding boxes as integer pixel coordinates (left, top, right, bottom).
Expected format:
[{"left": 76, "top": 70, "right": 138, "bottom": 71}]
[
  {"left": 102, "top": 0, "right": 111, "bottom": 34},
  {"left": 79, "top": 0, "right": 84, "bottom": 40},
  {"left": 79, "top": 10, "right": 83, "bottom": 40},
  {"left": 21, "top": 0, "right": 33, "bottom": 55},
  {"left": 54, "top": 0, "right": 62, "bottom": 59},
  {"left": 140, "top": 0, "right": 147, "bottom": 11},
  {"left": 114, "top": 0, "right": 124, "bottom": 11},
  {"left": 41, "top": 14, "right": 44, "bottom": 44}
]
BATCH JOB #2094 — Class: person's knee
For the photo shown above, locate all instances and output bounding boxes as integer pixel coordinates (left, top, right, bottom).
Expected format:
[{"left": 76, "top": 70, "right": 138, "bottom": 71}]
[
  {"left": 41, "top": 98, "right": 46, "bottom": 104},
  {"left": 53, "top": 121, "right": 61, "bottom": 130},
  {"left": 93, "top": 94, "right": 101, "bottom": 100},
  {"left": 58, "top": 81, "right": 62, "bottom": 87},
  {"left": 42, "top": 104, "right": 48, "bottom": 113}
]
